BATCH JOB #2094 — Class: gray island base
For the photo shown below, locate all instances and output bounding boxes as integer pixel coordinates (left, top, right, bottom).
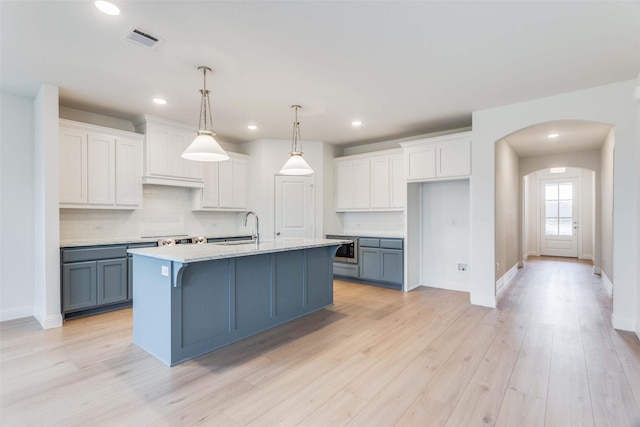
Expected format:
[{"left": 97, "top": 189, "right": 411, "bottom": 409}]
[{"left": 128, "top": 239, "right": 345, "bottom": 366}]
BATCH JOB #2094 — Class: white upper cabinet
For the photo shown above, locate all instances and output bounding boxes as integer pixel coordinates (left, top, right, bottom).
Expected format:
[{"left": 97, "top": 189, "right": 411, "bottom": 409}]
[
  {"left": 59, "top": 119, "right": 143, "bottom": 209},
  {"left": 334, "top": 149, "right": 404, "bottom": 212},
  {"left": 133, "top": 115, "right": 203, "bottom": 188},
  {"left": 401, "top": 131, "right": 471, "bottom": 182},
  {"left": 59, "top": 127, "right": 88, "bottom": 204},
  {"left": 192, "top": 152, "right": 248, "bottom": 211},
  {"left": 87, "top": 133, "right": 115, "bottom": 206}
]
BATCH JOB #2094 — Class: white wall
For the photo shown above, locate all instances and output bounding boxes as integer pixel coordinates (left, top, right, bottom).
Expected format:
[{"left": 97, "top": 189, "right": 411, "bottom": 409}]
[
  {"left": 472, "top": 80, "right": 638, "bottom": 331},
  {"left": 495, "top": 139, "right": 520, "bottom": 281},
  {"left": 241, "top": 138, "right": 326, "bottom": 240},
  {"left": 33, "top": 84, "right": 62, "bottom": 329},
  {"left": 600, "top": 129, "right": 615, "bottom": 280},
  {"left": 420, "top": 180, "right": 471, "bottom": 292},
  {"left": 1, "top": 93, "right": 36, "bottom": 321}
]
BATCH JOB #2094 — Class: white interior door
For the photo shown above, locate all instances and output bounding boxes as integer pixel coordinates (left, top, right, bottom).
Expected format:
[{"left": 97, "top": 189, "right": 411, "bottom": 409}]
[
  {"left": 274, "top": 175, "right": 314, "bottom": 239},
  {"left": 540, "top": 178, "right": 578, "bottom": 257}
]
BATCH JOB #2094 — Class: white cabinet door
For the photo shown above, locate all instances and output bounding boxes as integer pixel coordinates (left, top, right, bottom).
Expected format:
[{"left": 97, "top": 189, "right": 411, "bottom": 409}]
[
  {"left": 353, "top": 159, "right": 371, "bottom": 209},
  {"left": 87, "top": 133, "right": 115, "bottom": 206},
  {"left": 115, "top": 137, "right": 142, "bottom": 207},
  {"left": 233, "top": 157, "right": 247, "bottom": 209},
  {"left": 197, "top": 153, "right": 247, "bottom": 210},
  {"left": 335, "top": 161, "right": 354, "bottom": 210},
  {"left": 218, "top": 159, "right": 234, "bottom": 208},
  {"left": 138, "top": 116, "right": 203, "bottom": 186},
  {"left": 389, "top": 154, "right": 405, "bottom": 208},
  {"left": 402, "top": 132, "right": 471, "bottom": 182},
  {"left": 59, "top": 127, "right": 88, "bottom": 204},
  {"left": 406, "top": 145, "right": 436, "bottom": 181},
  {"left": 437, "top": 140, "right": 470, "bottom": 178},
  {"left": 200, "top": 162, "right": 220, "bottom": 208},
  {"left": 370, "top": 157, "right": 390, "bottom": 208}
]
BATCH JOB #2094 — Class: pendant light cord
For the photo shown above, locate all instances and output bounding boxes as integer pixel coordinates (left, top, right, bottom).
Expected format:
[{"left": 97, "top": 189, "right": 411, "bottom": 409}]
[{"left": 198, "top": 67, "right": 213, "bottom": 132}]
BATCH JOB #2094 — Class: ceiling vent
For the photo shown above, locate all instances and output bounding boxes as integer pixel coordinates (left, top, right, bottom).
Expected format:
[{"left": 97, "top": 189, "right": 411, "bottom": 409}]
[{"left": 123, "top": 28, "right": 161, "bottom": 49}]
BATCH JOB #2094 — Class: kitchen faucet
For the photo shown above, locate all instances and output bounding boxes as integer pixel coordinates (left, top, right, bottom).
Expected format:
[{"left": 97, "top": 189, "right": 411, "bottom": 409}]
[{"left": 243, "top": 211, "right": 259, "bottom": 244}]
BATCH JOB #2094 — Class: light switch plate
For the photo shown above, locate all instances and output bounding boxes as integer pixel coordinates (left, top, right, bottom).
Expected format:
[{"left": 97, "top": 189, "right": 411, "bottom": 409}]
[{"left": 161, "top": 265, "right": 169, "bottom": 277}]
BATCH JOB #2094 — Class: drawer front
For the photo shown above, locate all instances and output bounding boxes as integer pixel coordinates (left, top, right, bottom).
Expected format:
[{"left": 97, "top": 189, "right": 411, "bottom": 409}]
[
  {"left": 380, "top": 239, "right": 403, "bottom": 249},
  {"left": 333, "top": 263, "right": 359, "bottom": 278},
  {"left": 358, "top": 238, "right": 380, "bottom": 248},
  {"left": 62, "top": 246, "right": 128, "bottom": 263}
]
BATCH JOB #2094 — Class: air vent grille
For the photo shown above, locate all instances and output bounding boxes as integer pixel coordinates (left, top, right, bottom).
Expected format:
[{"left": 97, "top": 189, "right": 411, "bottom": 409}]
[{"left": 124, "top": 28, "right": 161, "bottom": 49}]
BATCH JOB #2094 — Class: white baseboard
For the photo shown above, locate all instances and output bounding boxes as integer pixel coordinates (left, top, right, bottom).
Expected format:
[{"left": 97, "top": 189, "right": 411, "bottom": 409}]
[
  {"left": 496, "top": 263, "right": 519, "bottom": 291},
  {"left": 593, "top": 265, "right": 601, "bottom": 275},
  {"left": 421, "top": 281, "right": 469, "bottom": 293},
  {"left": 611, "top": 313, "right": 636, "bottom": 332},
  {"left": 33, "top": 312, "right": 63, "bottom": 329},
  {"left": 601, "top": 271, "right": 613, "bottom": 298},
  {"left": 470, "top": 293, "right": 496, "bottom": 308},
  {"left": 580, "top": 254, "right": 594, "bottom": 262},
  {"left": 0, "top": 305, "right": 34, "bottom": 322}
]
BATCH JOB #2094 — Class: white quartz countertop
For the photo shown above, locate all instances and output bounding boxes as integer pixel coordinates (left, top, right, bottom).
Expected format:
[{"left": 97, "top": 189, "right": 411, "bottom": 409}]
[{"left": 127, "top": 238, "right": 351, "bottom": 263}]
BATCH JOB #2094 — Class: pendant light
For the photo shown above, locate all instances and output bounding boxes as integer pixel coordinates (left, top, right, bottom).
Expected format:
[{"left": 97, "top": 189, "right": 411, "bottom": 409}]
[
  {"left": 279, "top": 105, "right": 313, "bottom": 175},
  {"left": 181, "top": 66, "right": 230, "bottom": 162}
]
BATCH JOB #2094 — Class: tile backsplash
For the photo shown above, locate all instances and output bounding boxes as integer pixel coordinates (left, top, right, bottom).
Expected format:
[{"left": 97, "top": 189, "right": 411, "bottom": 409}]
[
  {"left": 60, "top": 185, "right": 244, "bottom": 241},
  {"left": 341, "top": 211, "right": 405, "bottom": 237}
]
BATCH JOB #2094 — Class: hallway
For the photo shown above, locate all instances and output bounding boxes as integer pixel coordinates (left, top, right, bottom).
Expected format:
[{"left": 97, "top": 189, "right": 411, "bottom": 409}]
[{"left": 496, "top": 256, "right": 640, "bottom": 426}]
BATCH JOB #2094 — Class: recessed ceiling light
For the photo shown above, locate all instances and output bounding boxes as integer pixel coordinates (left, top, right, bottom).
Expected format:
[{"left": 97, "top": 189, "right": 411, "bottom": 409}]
[
  {"left": 352, "top": 121, "right": 362, "bottom": 127},
  {"left": 94, "top": 0, "right": 121, "bottom": 16},
  {"left": 547, "top": 133, "right": 559, "bottom": 139},
  {"left": 247, "top": 125, "right": 258, "bottom": 130},
  {"left": 152, "top": 98, "right": 167, "bottom": 105}
]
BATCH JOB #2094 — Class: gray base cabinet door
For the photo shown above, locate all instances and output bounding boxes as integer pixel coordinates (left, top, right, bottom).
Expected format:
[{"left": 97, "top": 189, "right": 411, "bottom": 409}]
[
  {"left": 359, "top": 248, "right": 381, "bottom": 280},
  {"left": 97, "top": 258, "right": 127, "bottom": 305},
  {"left": 62, "top": 261, "right": 97, "bottom": 312},
  {"left": 381, "top": 249, "right": 403, "bottom": 284}
]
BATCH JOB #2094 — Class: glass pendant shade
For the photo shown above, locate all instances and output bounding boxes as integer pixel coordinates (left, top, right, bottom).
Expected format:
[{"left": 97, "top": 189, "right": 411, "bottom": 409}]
[
  {"left": 279, "top": 105, "right": 313, "bottom": 176},
  {"left": 280, "top": 152, "right": 313, "bottom": 175},
  {"left": 181, "top": 66, "right": 229, "bottom": 162},
  {"left": 182, "top": 131, "right": 229, "bottom": 162}
]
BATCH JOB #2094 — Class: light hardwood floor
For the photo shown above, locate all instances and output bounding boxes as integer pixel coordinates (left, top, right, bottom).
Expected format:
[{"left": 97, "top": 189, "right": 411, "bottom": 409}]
[{"left": 2, "top": 257, "right": 640, "bottom": 426}]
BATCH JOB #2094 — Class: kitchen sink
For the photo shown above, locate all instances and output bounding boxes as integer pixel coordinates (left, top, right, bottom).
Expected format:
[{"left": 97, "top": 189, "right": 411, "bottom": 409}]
[{"left": 215, "top": 240, "right": 256, "bottom": 246}]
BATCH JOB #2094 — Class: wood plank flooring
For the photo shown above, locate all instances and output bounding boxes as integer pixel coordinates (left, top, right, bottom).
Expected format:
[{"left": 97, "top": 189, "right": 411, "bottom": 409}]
[{"left": 2, "top": 256, "right": 640, "bottom": 426}]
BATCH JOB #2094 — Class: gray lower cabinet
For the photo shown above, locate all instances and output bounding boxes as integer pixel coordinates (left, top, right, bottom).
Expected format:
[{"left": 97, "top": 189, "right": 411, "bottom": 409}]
[
  {"left": 62, "top": 243, "right": 152, "bottom": 319},
  {"left": 62, "top": 261, "right": 97, "bottom": 311},
  {"left": 356, "top": 238, "right": 404, "bottom": 289}
]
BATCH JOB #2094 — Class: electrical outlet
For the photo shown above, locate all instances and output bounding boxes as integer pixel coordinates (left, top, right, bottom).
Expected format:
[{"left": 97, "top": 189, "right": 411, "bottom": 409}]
[
  {"left": 161, "top": 265, "right": 169, "bottom": 277},
  {"left": 457, "top": 263, "right": 467, "bottom": 272}
]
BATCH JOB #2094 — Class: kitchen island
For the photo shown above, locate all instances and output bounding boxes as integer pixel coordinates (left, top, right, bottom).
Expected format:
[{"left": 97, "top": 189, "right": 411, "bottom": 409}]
[{"left": 128, "top": 239, "right": 345, "bottom": 366}]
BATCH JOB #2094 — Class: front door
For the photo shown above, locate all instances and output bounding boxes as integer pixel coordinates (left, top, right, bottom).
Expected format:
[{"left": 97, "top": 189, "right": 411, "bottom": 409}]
[
  {"left": 274, "top": 175, "right": 315, "bottom": 239},
  {"left": 540, "top": 178, "right": 578, "bottom": 257}
]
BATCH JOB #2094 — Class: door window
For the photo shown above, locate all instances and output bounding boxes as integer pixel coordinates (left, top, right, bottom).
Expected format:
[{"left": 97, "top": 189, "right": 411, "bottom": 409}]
[{"left": 545, "top": 182, "right": 573, "bottom": 236}]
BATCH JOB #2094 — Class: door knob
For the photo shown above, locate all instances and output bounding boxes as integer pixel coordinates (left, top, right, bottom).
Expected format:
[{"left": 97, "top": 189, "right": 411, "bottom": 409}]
[{"left": 276, "top": 232, "right": 281, "bottom": 236}]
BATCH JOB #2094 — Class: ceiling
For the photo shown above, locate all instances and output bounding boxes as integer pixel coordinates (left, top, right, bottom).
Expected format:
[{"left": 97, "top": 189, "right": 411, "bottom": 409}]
[
  {"left": 504, "top": 120, "right": 613, "bottom": 158},
  {"left": 2, "top": 1, "right": 639, "bottom": 147}
]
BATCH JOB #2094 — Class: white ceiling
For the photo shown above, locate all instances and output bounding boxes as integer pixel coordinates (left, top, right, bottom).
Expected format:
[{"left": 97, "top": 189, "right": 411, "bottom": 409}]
[
  {"left": 504, "top": 120, "right": 612, "bottom": 157},
  {"left": 2, "top": 1, "right": 639, "bottom": 147}
]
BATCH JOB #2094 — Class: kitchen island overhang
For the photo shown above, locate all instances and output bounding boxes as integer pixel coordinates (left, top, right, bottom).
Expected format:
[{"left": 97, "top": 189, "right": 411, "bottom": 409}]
[{"left": 128, "top": 239, "right": 347, "bottom": 366}]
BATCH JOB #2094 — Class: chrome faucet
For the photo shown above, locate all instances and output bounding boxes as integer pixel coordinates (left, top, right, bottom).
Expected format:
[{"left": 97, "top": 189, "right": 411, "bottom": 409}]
[{"left": 243, "top": 211, "right": 260, "bottom": 244}]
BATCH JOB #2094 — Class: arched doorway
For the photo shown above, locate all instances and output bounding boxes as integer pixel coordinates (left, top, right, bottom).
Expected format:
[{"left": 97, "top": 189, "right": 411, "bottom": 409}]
[{"left": 494, "top": 120, "right": 613, "bottom": 294}]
